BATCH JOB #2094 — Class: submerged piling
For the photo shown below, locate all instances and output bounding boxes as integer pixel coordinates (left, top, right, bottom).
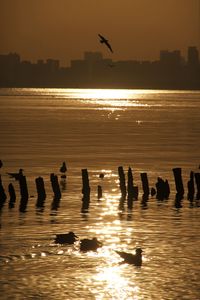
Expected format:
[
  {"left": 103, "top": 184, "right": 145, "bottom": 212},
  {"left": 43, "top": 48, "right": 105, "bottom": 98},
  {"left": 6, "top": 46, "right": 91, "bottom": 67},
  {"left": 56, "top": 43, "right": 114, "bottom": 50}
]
[
  {"left": 140, "top": 172, "right": 150, "bottom": 196},
  {"left": 127, "top": 167, "right": 138, "bottom": 209},
  {"left": 19, "top": 175, "right": 29, "bottom": 212},
  {"left": 97, "top": 185, "right": 102, "bottom": 200},
  {"left": 8, "top": 183, "right": 16, "bottom": 208},
  {"left": 172, "top": 168, "right": 184, "bottom": 198},
  {"left": 50, "top": 173, "right": 61, "bottom": 210},
  {"left": 155, "top": 177, "right": 170, "bottom": 200},
  {"left": 81, "top": 169, "right": 90, "bottom": 212},
  {"left": 118, "top": 166, "right": 126, "bottom": 198},
  {"left": 35, "top": 176, "right": 46, "bottom": 208},
  {"left": 0, "top": 175, "right": 7, "bottom": 209},
  {"left": 187, "top": 171, "right": 195, "bottom": 202},
  {"left": 194, "top": 173, "right": 200, "bottom": 200}
]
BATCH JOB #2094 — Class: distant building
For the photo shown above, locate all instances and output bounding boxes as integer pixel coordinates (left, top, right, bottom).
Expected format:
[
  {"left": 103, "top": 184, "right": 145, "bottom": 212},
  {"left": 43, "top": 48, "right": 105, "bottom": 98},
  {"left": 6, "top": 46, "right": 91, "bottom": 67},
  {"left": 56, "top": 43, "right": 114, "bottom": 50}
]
[
  {"left": 160, "top": 50, "right": 181, "bottom": 67},
  {"left": 84, "top": 52, "right": 103, "bottom": 62},
  {"left": 187, "top": 46, "right": 199, "bottom": 67}
]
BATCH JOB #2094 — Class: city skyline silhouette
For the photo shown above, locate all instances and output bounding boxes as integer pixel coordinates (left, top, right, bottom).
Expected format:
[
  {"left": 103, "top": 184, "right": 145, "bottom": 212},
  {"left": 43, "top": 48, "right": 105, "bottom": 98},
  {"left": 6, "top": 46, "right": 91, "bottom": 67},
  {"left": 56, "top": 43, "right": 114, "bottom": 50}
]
[{"left": 0, "top": 0, "right": 199, "bottom": 66}]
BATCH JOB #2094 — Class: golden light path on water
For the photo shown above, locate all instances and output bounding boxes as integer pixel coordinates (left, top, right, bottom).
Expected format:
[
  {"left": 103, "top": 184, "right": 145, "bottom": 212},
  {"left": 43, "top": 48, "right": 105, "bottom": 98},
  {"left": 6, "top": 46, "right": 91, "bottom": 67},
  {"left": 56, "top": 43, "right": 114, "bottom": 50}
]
[
  {"left": 55, "top": 88, "right": 152, "bottom": 110},
  {"left": 79, "top": 171, "right": 142, "bottom": 299}
]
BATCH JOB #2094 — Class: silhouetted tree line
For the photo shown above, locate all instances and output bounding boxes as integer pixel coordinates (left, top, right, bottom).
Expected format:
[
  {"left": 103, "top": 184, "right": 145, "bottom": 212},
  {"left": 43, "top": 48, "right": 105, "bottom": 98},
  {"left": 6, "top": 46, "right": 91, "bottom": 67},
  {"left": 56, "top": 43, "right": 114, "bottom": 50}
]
[{"left": 0, "top": 47, "right": 199, "bottom": 89}]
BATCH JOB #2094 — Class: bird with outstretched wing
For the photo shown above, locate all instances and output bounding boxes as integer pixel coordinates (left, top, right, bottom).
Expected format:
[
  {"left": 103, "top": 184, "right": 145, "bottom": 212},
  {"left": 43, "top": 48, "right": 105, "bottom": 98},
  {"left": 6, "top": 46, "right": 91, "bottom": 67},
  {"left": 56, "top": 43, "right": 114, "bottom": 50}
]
[{"left": 98, "top": 34, "right": 113, "bottom": 53}]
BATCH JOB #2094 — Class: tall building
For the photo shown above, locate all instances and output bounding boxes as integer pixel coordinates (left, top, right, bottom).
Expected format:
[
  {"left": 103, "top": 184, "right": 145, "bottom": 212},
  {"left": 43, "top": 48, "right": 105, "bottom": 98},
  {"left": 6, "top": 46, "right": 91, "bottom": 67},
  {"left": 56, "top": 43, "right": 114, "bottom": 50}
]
[
  {"left": 187, "top": 46, "right": 199, "bottom": 67},
  {"left": 160, "top": 50, "right": 181, "bottom": 67}
]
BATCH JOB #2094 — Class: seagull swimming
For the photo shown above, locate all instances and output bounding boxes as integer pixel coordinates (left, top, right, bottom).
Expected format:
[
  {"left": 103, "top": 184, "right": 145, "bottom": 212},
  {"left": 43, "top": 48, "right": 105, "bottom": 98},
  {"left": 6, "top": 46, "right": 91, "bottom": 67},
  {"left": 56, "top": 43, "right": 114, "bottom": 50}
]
[
  {"left": 115, "top": 248, "right": 143, "bottom": 266},
  {"left": 98, "top": 34, "right": 113, "bottom": 53}
]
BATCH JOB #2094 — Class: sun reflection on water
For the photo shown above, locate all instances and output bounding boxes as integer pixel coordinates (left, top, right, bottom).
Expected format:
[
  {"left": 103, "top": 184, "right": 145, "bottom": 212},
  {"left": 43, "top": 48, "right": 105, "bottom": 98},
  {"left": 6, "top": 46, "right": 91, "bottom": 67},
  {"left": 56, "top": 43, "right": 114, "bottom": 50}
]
[
  {"left": 93, "top": 264, "right": 140, "bottom": 300},
  {"left": 61, "top": 88, "right": 151, "bottom": 110}
]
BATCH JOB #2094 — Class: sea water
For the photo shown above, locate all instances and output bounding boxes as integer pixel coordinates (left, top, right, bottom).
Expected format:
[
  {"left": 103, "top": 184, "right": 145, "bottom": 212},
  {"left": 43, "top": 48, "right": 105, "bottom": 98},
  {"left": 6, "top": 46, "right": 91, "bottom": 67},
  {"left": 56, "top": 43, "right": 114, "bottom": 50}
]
[{"left": 0, "top": 88, "right": 200, "bottom": 299}]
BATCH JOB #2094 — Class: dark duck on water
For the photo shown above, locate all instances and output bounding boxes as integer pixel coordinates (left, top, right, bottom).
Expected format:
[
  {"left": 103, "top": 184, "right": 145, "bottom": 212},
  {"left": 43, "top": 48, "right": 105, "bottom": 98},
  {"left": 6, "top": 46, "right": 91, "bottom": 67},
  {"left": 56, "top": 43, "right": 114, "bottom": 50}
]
[
  {"left": 55, "top": 231, "right": 78, "bottom": 244},
  {"left": 80, "top": 237, "right": 102, "bottom": 252}
]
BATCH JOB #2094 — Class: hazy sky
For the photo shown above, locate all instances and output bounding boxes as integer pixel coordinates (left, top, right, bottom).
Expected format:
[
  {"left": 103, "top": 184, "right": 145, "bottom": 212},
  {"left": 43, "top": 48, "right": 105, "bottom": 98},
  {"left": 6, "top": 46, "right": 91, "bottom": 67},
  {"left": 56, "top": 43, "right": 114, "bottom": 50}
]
[{"left": 0, "top": 0, "right": 199, "bottom": 66}]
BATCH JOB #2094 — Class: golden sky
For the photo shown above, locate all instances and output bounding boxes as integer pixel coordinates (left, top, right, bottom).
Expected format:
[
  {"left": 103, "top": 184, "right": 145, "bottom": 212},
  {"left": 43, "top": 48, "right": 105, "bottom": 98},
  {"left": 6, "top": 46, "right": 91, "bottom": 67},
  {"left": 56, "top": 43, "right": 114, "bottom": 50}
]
[{"left": 0, "top": 0, "right": 199, "bottom": 66}]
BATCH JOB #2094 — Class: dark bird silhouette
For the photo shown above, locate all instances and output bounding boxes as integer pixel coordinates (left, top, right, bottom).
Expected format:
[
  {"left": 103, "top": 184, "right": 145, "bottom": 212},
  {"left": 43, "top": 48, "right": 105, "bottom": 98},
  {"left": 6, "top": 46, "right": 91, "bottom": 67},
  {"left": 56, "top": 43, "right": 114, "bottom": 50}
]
[
  {"left": 80, "top": 237, "right": 102, "bottom": 252},
  {"left": 0, "top": 160, "right": 3, "bottom": 168},
  {"left": 60, "top": 162, "right": 67, "bottom": 173},
  {"left": 7, "top": 168, "right": 24, "bottom": 180},
  {"left": 55, "top": 231, "right": 78, "bottom": 244},
  {"left": 115, "top": 248, "right": 143, "bottom": 266},
  {"left": 99, "top": 173, "right": 104, "bottom": 179},
  {"left": 98, "top": 34, "right": 113, "bottom": 53}
]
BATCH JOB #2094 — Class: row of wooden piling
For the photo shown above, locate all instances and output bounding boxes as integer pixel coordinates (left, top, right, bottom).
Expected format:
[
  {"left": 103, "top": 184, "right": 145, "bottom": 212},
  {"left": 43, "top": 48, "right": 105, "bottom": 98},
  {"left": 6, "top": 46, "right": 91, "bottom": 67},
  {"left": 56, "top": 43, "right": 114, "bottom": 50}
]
[
  {"left": 0, "top": 167, "right": 200, "bottom": 213},
  {"left": 0, "top": 173, "right": 62, "bottom": 212}
]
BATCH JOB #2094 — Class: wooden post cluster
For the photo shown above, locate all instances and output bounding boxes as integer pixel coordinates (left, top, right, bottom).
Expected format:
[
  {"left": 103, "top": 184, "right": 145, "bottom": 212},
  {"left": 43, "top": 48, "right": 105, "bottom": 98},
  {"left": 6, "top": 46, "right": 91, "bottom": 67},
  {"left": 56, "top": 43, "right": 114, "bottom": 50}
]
[{"left": 155, "top": 177, "right": 170, "bottom": 200}]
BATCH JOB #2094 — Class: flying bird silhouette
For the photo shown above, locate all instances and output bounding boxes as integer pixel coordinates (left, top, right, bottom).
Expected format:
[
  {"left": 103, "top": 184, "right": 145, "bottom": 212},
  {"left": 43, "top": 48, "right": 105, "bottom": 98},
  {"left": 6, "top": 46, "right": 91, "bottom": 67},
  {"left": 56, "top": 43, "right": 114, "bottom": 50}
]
[{"left": 98, "top": 34, "right": 113, "bottom": 53}]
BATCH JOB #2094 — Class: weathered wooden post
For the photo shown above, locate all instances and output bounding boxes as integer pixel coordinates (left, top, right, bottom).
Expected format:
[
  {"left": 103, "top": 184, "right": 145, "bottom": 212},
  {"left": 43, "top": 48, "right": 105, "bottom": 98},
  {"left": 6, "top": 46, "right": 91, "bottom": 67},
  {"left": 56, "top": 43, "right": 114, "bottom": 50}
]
[
  {"left": 194, "top": 173, "right": 200, "bottom": 200},
  {"left": 0, "top": 175, "right": 7, "bottom": 209},
  {"left": 35, "top": 177, "right": 46, "bottom": 208},
  {"left": 118, "top": 166, "right": 126, "bottom": 198},
  {"left": 174, "top": 193, "right": 183, "bottom": 208},
  {"left": 140, "top": 172, "right": 150, "bottom": 197},
  {"left": 172, "top": 168, "right": 184, "bottom": 198},
  {"left": 165, "top": 180, "right": 170, "bottom": 199},
  {"left": 118, "top": 166, "right": 126, "bottom": 210},
  {"left": 127, "top": 167, "right": 137, "bottom": 209},
  {"left": 8, "top": 183, "right": 16, "bottom": 208},
  {"left": 97, "top": 185, "right": 102, "bottom": 200},
  {"left": 81, "top": 169, "right": 90, "bottom": 212},
  {"left": 50, "top": 173, "right": 61, "bottom": 210},
  {"left": 19, "top": 175, "right": 29, "bottom": 212},
  {"left": 187, "top": 171, "right": 195, "bottom": 202}
]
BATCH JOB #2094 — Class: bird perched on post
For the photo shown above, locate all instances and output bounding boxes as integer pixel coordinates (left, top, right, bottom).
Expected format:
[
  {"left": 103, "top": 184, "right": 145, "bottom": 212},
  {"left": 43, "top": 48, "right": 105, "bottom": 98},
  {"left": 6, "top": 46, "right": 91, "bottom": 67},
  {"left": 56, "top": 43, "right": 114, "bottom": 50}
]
[
  {"left": 7, "top": 168, "right": 24, "bottom": 180},
  {"left": 60, "top": 162, "right": 67, "bottom": 178},
  {"left": 115, "top": 248, "right": 143, "bottom": 266},
  {"left": 98, "top": 34, "right": 113, "bottom": 53}
]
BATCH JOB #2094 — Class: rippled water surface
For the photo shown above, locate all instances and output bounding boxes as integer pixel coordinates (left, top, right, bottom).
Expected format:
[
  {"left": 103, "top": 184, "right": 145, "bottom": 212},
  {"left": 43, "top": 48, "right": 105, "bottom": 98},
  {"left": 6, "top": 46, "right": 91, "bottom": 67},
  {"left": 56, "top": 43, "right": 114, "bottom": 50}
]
[{"left": 0, "top": 88, "right": 200, "bottom": 299}]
